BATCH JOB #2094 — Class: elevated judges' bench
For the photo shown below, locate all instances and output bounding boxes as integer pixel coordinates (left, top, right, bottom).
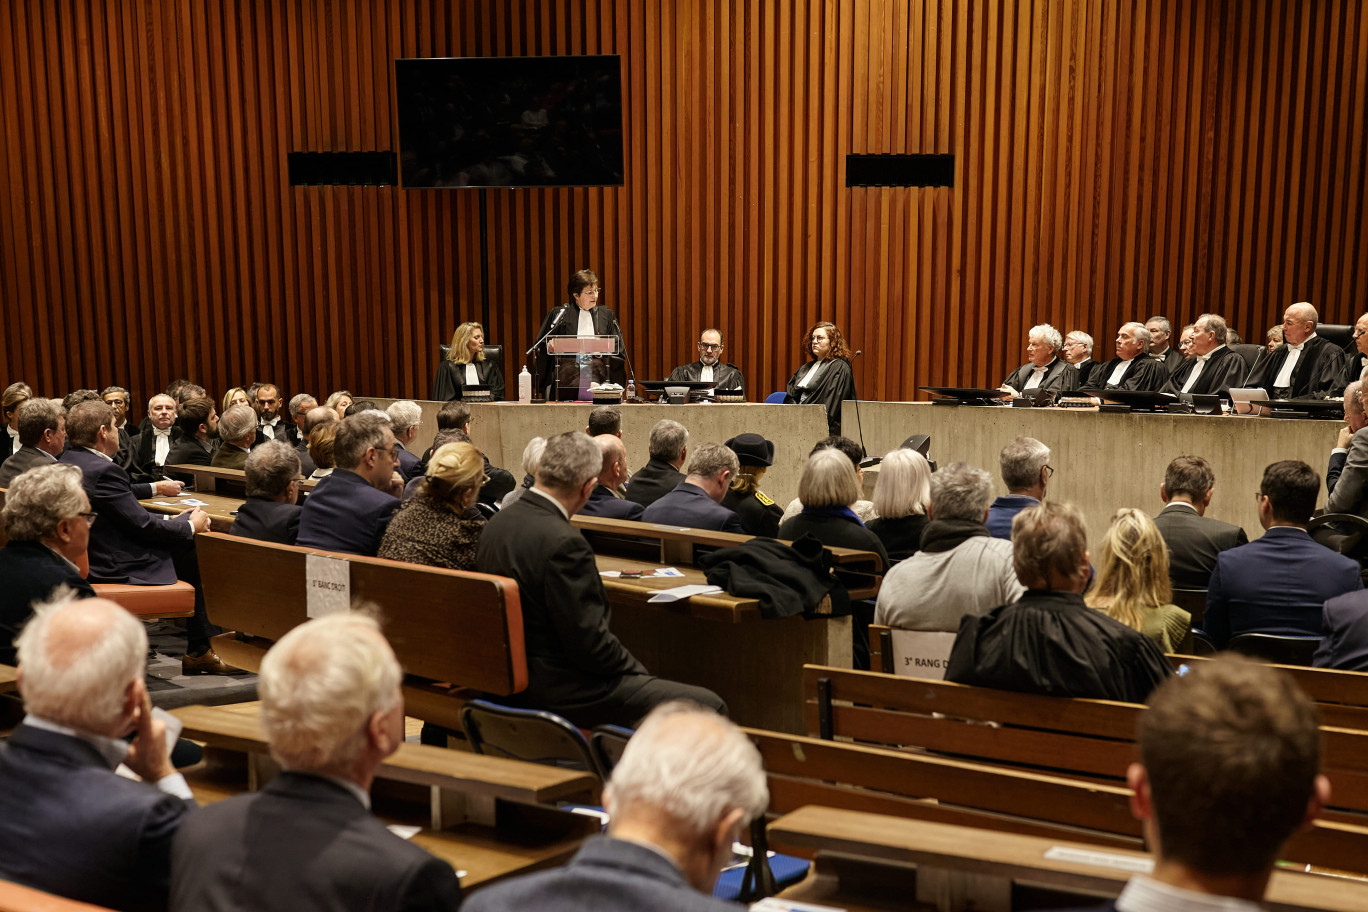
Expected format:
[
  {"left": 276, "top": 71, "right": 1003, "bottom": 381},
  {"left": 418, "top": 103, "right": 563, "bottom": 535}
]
[
  {"left": 194, "top": 532, "right": 525, "bottom": 734},
  {"left": 571, "top": 515, "right": 884, "bottom": 733},
  {"left": 174, "top": 702, "right": 599, "bottom": 893}
]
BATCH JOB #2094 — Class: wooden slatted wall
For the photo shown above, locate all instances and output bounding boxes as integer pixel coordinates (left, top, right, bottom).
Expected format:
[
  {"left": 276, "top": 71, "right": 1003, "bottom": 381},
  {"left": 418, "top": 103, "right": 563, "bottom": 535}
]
[{"left": 2, "top": 0, "right": 1366, "bottom": 411}]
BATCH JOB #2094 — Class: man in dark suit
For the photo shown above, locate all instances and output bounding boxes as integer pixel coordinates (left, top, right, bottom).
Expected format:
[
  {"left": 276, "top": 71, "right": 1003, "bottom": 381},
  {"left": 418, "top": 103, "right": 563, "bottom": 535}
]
[
  {"left": 1078, "top": 322, "right": 1168, "bottom": 396},
  {"left": 1060, "top": 330, "right": 1098, "bottom": 386},
  {"left": 101, "top": 386, "right": 139, "bottom": 472},
  {"left": 58, "top": 400, "right": 239, "bottom": 675},
  {"left": 230, "top": 440, "right": 303, "bottom": 545},
  {"left": 476, "top": 431, "right": 725, "bottom": 727},
  {"left": 385, "top": 399, "right": 425, "bottom": 481},
  {"left": 624, "top": 418, "right": 688, "bottom": 508},
  {"left": 1205, "top": 460, "right": 1362, "bottom": 648},
  {"left": 999, "top": 323, "right": 1077, "bottom": 396},
  {"left": 1314, "top": 589, "right": 1368, "bottom": 670},
  {"left": 170, "top": 613, "right": 462, "bottom": 912},
  {"left": 1076, "top": 659, "right": 1328, "bottom": 912},
  {"left": 0, "top": 463, "right": 96, "bottom": 664},
  {"left": 0, "top": 397, "right": 65, "bottom": 488},
  {"left": 667, "top": 328, "right": 746, "bottom": 396},
  {"left": 0, "top": 595, "right": 195, "bottom": 911},
  {"left": 209, "top": 404, "right": 256, "bottom": 470},
  {"left": 252, "top": 382, "right": 291, "bottom": 443},
  {"left": 579, "top": 435, "right": 645, "bottom": 520},
  {"left": 641, "top": 442, "right": 745, "bottom": 533},
  {"left": 1244, "top": 302, "right": 1347, "bottom": 400},
  {"left": 1162, "top": 313, "right": 1250, "bottom": 396},
  {"left": 163, "top": 396, "right": 217, "bottom": 484},
  {"left": 1144, "top": 315, "right": 1185, "bottom": 375},
  {"left": 465, "top": 703, "right": 768, "bottom": 912},
  {"left": 129, "top": 393, "right": 179, "bottom": 484},
  {"left": 534, "top": 268, "right": 626, "bottom": 399},
  {"left": 287, "top": 393, "right": 317, "bottom": 447},
  {"left": 297, "top": 411, "right": 403, "bottom": 556},
  {"left": 1326, "top": 380, "right": 1368, "bottom": 517},
  {"left": 1153, "top": 455, "right": 1248, "bottom": 590}
]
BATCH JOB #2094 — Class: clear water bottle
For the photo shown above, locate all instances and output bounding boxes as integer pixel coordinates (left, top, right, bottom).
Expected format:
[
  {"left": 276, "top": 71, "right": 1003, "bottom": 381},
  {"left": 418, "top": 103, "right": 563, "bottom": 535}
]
[
  {"left": 518, "top": 365, "right": 532, "bottom": 403},
  {"left": 625, "top": 378, "right": 636, "bottom": 402}
]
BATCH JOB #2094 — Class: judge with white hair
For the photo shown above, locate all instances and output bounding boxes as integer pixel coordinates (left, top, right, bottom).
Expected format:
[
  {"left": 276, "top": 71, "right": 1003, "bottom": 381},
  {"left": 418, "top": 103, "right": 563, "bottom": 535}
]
[
  {"left": 999, "top": 323, "right": 1077, "bottom": 396},
  {"left": 465, "top": 702, "right": 769, "bottom": 912},
  {"left": 0, "top": 594, "right": 194, "bottom": 911},
  {"left": 170, "top": 612, "right": 463, "bottom": 912}
]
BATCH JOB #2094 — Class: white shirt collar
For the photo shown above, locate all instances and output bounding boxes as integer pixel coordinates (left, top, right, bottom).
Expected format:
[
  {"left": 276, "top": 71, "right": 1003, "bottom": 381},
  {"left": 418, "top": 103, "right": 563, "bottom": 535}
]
[
  {"left": 41, "top": 542, "right": 83, "bottom": 573},
  {"left": 261, "top": 416, "right": 279, "bottom": 427},
  {"left": 152, "top": 426, "right": 172, "bottom": 437},
  {"left": 1285, "top": 331, "right": 1316, "bottom": 352},
  {"left": 526, "top": 485, "right": 570, "bottom": 520},
  {"left": 6, "top": 426, "right": 17, "bottom": 439},
  {"left": 1116, "top": 875, "right": 1263, "bottom": 912},
  {"left": 24, "top": 714, "right": 130, "bottom": 769},
  {"left": 82, "top": 446, "right": 113, "bottom": 463},
  {"left": 1197, "top": 344, "right": 1228, "bottom": 362}
]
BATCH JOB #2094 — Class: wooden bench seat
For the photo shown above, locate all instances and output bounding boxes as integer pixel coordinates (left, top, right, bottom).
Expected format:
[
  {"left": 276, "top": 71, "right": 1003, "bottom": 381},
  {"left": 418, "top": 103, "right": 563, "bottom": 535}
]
[
  {"left": 91, "top": 581, "right": 195, "bottom": 619},
  {"left": 195, "top": 532, "right": 525, "bottom": 732}
]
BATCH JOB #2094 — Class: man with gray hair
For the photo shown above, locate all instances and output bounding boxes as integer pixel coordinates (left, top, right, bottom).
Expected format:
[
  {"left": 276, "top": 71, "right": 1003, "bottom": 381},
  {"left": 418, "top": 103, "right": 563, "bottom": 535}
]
[
  {"left": 230, "top": 440, "right": 304, "bottom": 545},
  {"left": 875, "top": 463, "right": 1023, "bottom": 633},
  {"left": 170, "top": 612, "right": 463, "bottom": 912},
  {"left": 947, "top": 502, "right": 1171, "bottom": 702},
  {"left": 1061, "top": 330, "right": 1098, "bottom": 386},
  {"left": 288, "top": 392, "right": 318, "bottom": 446},
  {"left": 625, "top": 418, "right": 689, "bottom": 508},
  {"left": 385, "top": 399, "right": 424, "bottom": 480},
  {"left": 210, "top": 404, "right": 258, "bottom": 470},
  {"left": 0, "top": 594, "right": 194, "bottom": 910},
  {"left": 0, "top": 464, "right": 96, "bottom": 664},
  {"left": 0, "top": 397, "right": 65, "bottom": 487},
  {"left": 1244, "top": 301, "right": 1347, "bottom": 400},
  {"left": 641, "top": 442, "right": 744, "bottom": 533},
  {"left": 297, "top": 411, "right": 403, "bottom": 555},
  {"left": 478, "top": 432, "right": 725, "bottom": 726},
  {"left": 466, "top": 702, "right": 766, "bottom": 911},
  {"left": 1145, "top": 315, "right": 1184, "bottom": 374},
  {"left": 579, "top": 434, "right": 645, "bottom": 520},
  {"left": 1163, "top": 313, "right": 1250, "bottom": 396},
  {"left": 986, "top": 436, "right": 1051, "bottom": 539},
  {"left": 1079, "top": 321, "right": 1167, "bottom": 394},
  {"left": 999, "top": 323, "right": 1077, "bottom": 396}
]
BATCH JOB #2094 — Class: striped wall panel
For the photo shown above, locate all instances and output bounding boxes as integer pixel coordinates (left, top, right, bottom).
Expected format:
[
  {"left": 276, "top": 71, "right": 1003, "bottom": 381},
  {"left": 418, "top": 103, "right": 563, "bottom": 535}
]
[{"left": 1, "top": 0, "right": 1366, "bottom": 411}]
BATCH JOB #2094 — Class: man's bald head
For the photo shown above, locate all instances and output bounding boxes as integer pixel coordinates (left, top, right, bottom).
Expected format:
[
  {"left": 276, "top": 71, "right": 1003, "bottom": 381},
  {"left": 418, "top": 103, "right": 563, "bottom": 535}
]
[
  {"left": 15, "top": 595, "right": 147, "bottom": 735},
  {"left": 303, "top": 406, "right": 338, "bottom": 435},
  {"left": 1282, "top": 302, "right": 1318, "bottom": 345},
  {"left": 595, "top": 434, "right": 629, "bottom": 489}
]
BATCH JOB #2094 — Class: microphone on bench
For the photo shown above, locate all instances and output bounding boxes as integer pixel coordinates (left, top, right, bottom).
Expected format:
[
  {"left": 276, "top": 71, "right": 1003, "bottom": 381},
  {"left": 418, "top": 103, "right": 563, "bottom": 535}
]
[{"left": 850, "top": 350, "right": 880, "bottom": 468}]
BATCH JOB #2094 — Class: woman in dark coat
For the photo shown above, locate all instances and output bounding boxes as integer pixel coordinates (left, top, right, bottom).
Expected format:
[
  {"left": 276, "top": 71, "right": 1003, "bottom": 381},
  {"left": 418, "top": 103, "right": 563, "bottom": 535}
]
[
  {"left": 720, "top": 433, "right": 783, "bottom": 538},
  {"left": 785, "top": 322, "right": 858, "bottom": 437}
]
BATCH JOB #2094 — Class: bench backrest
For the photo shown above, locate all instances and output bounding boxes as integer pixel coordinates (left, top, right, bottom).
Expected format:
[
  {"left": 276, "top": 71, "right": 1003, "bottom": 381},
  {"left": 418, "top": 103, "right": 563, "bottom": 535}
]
[
  {"left": 1170, "top": 653, "right": 1368, "bottom": 729},
  {"left": 196, "top": 532, "right": 526, "bottom": 694}
]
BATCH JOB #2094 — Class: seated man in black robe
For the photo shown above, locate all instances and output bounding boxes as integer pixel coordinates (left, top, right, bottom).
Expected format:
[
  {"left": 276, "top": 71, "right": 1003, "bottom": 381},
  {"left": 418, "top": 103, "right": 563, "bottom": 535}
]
[
  {"left": 1162, "top": 313, "right": 1250, "bottom": 396},
  {"left": 946, "top": 501, "right": 1171, "bottom": 703},
  {"left": 667, "top": 328, "right": 746, "bottom": 398},
  {"left": 999, "top": 323, "right": 1077, "bottom": 397},
  {"left": 1077, "top": 322, "right": 1169, "bottom": 398},
  {"left": 1243, "top": 302, "right": 1347, "bottom": 400}
]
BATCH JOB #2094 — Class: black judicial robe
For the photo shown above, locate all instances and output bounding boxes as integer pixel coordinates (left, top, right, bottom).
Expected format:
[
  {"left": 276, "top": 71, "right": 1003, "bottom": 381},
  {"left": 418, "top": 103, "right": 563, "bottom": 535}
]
[
  {"left": 786, "top": 357, "right": 858, "bottom": 437},
  {"left": 1001, "top": 358, "right": 1077, "bottom": 394},
  {"left": 1079, "top": 356, "right": 1168, "bottom": 393},
  {"left": 1160, "top": 346, "right": 1249, "bottom": 396},
  {"left": 532, "top": 304, "right": 624, "bottom": 398},
  {"left": 1243, "top": 334, "right": 1347, "bottom": 399},
  {"left": 666, "top": 360, "right": 746, "bottom": 395},
  {"left": 431, "top": 357, "right": 506, "bottom": 402}
]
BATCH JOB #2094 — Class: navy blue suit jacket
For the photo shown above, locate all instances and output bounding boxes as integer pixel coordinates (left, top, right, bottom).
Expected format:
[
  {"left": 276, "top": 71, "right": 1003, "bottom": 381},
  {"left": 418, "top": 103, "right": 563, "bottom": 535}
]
[
  {"left": 171, "top": 772, "right": 460, "bottom": 912},
  {"left": 464, "top": 836, "right": 739, "bottom": 912},
  {"left": 641, "top": 482, "right": 745, "bottom": 533},
  {"left": 1205, "top": 526, "right": 1362, "bottom": 648},
  {"left": 985, "top": 494, "right": 1039, "bottom": 540},
  {"left": 579, "top": 484, "right": 645, "bottom": 521},
  {"left": 1314, "top": 589, "right": 1368, "bottom": 671},
  {"left": 60, "top": 447, "right": 193, "bottom": 585},
  {"left": 0, "top": 539, "right": 96, "bottom": 665},
  {"left": 0, "top": 724, "right": 191, "bottom": 912},
  {"left": 297, "top": 469, "right": 400, "bottom": 556},
  {"left": 229, "top": 497, "right": 302, "bottom": 546},
  {"left": 397, "top": 446, "right": 422, "bottom": 482}
]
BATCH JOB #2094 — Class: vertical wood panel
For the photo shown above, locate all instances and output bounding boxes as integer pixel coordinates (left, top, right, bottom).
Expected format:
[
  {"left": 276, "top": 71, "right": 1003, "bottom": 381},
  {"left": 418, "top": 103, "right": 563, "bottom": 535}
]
[{"left": 3, "top": 0, "right": 1368, "bottom": 413}]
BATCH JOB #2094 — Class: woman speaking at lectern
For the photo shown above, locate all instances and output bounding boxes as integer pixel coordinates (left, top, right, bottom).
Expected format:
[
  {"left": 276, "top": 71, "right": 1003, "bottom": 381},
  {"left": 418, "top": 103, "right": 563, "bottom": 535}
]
[
  {"left": 786, "top": 321, "right": 858, "bottom": 436},
  {"left": 532, "top": 268, "right": 624, "bottom": 400}
]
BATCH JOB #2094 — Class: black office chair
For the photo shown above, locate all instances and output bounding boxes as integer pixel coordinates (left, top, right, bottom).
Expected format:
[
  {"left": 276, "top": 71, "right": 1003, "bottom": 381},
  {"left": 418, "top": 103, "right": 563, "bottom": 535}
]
[
  {"left": 589, "top": 725, "right": 634, "bottom": 777},
  {"left": 1230, "top": 343, "right": 1266, "bottom": 374},
  {"left": 1227, "top": 632, "right": 1323, "bottom": 666},
  {"left": 1309, "top": 513, "right": 1368, "bottom": 559},
  {"left": 460, "top": 699, "right": 606, "bottom": 781},
  {"left": 1170, "top": 588, "right": 1207, "bottom": 630},
  {"left": 1190, "top": 630, "right": 1218, "bottom": 656},
  {"left": 1320, "top": 323, "right": 1354, "bottom": 350}
]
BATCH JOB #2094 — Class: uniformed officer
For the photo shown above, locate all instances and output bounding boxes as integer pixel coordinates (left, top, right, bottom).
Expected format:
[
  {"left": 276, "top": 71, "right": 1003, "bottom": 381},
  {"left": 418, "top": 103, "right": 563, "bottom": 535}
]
[{"left": 720, "top": 433, "right": 782, "bottom": 537}]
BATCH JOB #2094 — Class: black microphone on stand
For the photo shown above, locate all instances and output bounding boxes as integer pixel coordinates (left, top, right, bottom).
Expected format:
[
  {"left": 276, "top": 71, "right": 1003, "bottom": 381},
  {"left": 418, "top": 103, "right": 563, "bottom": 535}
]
[
  {"left": 526, "top": 305, "right": 571, "bottom": 399},
  {"left": 610, "top": 317, "right": 638, "bottom": 401},
  {"left": 850, "top": 350, "right": 880, "bottom": 469}
]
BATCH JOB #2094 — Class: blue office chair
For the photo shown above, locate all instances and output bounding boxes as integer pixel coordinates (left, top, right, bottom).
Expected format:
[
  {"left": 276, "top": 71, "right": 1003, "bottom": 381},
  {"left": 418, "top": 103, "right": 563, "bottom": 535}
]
[{"left": 764, "top": 391, "right": 794, "bottom": 404}]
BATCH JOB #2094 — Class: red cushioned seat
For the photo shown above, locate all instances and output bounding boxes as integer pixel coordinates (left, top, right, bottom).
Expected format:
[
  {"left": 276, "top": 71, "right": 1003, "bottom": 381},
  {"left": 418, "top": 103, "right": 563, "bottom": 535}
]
[{"left": 92, "top": 581, "right": 196, "bottom": 619}]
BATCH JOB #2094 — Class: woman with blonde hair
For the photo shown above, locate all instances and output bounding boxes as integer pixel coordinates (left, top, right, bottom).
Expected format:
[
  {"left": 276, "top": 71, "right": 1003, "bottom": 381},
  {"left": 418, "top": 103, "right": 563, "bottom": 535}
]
[
  {"left": 3, "top": 381, "right": 33, "bottom": 456},
  {"left": 221, "top": 387, "right": 249, "bottom": 413},
  {"left": 867, "top": 448, "right": 932, "bottom": 563},
  {"left": 1086, "top": 508, "right": 1191, "bottom": 651},
  {"left": 323, "top": 390, "right": 354, "bottom": 420},
  {"left": 432, "top": 322, "right": 505, "bottom": 401},
  {"left": 378, "top": 441, "right": 488, "bottom": 570}
]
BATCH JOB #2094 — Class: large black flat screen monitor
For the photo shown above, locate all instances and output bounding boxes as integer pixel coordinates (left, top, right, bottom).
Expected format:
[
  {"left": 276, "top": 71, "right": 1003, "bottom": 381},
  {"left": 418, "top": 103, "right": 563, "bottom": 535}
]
[{"left": 395, "top": 55, "right": 625, "bottom": 189}]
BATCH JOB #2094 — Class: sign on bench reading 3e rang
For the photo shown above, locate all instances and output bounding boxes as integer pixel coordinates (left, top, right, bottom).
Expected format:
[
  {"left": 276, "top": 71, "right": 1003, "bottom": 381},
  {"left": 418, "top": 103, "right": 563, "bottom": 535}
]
[{"left": 306, "top": 553, "right": 350, "bottom": 619}]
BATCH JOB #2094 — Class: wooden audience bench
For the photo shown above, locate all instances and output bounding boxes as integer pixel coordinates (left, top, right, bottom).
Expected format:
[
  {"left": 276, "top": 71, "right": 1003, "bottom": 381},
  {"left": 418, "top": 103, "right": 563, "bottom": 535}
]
[
  {"left": 572, "top": 515, "right": 885, "bottom": 734},
  {"left": 164, "top": 464, "right": 317, "bottom": 497},
  {"left": 746, "top": 726, "right": 1368, "bottom": 875},
  {"left": 1171, "top": 653, "right": 1368, "bottom": 729},
  {"left": 195, "top": 532, "right": 525, "bottom": 733},
  {"left": 174, "top": 702, "right": 600, "bottom": 893},
  {"left": 137, "top": 490, "right": 245, "bottom": 532},
  {"left": 801, "top": 664, "right": 1368, "bottom": 826},
  {"left": 769, "top": 805, "right": 1368, "bottom": 912}
]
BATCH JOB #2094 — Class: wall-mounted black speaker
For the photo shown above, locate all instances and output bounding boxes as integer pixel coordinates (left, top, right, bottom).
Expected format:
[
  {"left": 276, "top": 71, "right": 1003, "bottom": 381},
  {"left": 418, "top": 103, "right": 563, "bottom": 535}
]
[
  {"left": 287, "top": 151, "right": 397, "bottom": 186},
  {"left": 846, "top": 154, "right": 954, "bottom": 188}
]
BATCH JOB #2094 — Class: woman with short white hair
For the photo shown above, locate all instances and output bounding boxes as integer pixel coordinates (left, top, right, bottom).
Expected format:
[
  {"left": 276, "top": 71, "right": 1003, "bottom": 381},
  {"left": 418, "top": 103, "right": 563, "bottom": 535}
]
[{"left": 867, "top": 448, "right": 932, "bottom": 563}]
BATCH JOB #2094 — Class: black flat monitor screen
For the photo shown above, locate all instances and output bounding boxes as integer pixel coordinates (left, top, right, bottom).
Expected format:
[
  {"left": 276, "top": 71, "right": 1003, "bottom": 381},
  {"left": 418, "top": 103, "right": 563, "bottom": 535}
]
[{"left": 395, "top": 55, "right": 625, "bottom": 189}]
